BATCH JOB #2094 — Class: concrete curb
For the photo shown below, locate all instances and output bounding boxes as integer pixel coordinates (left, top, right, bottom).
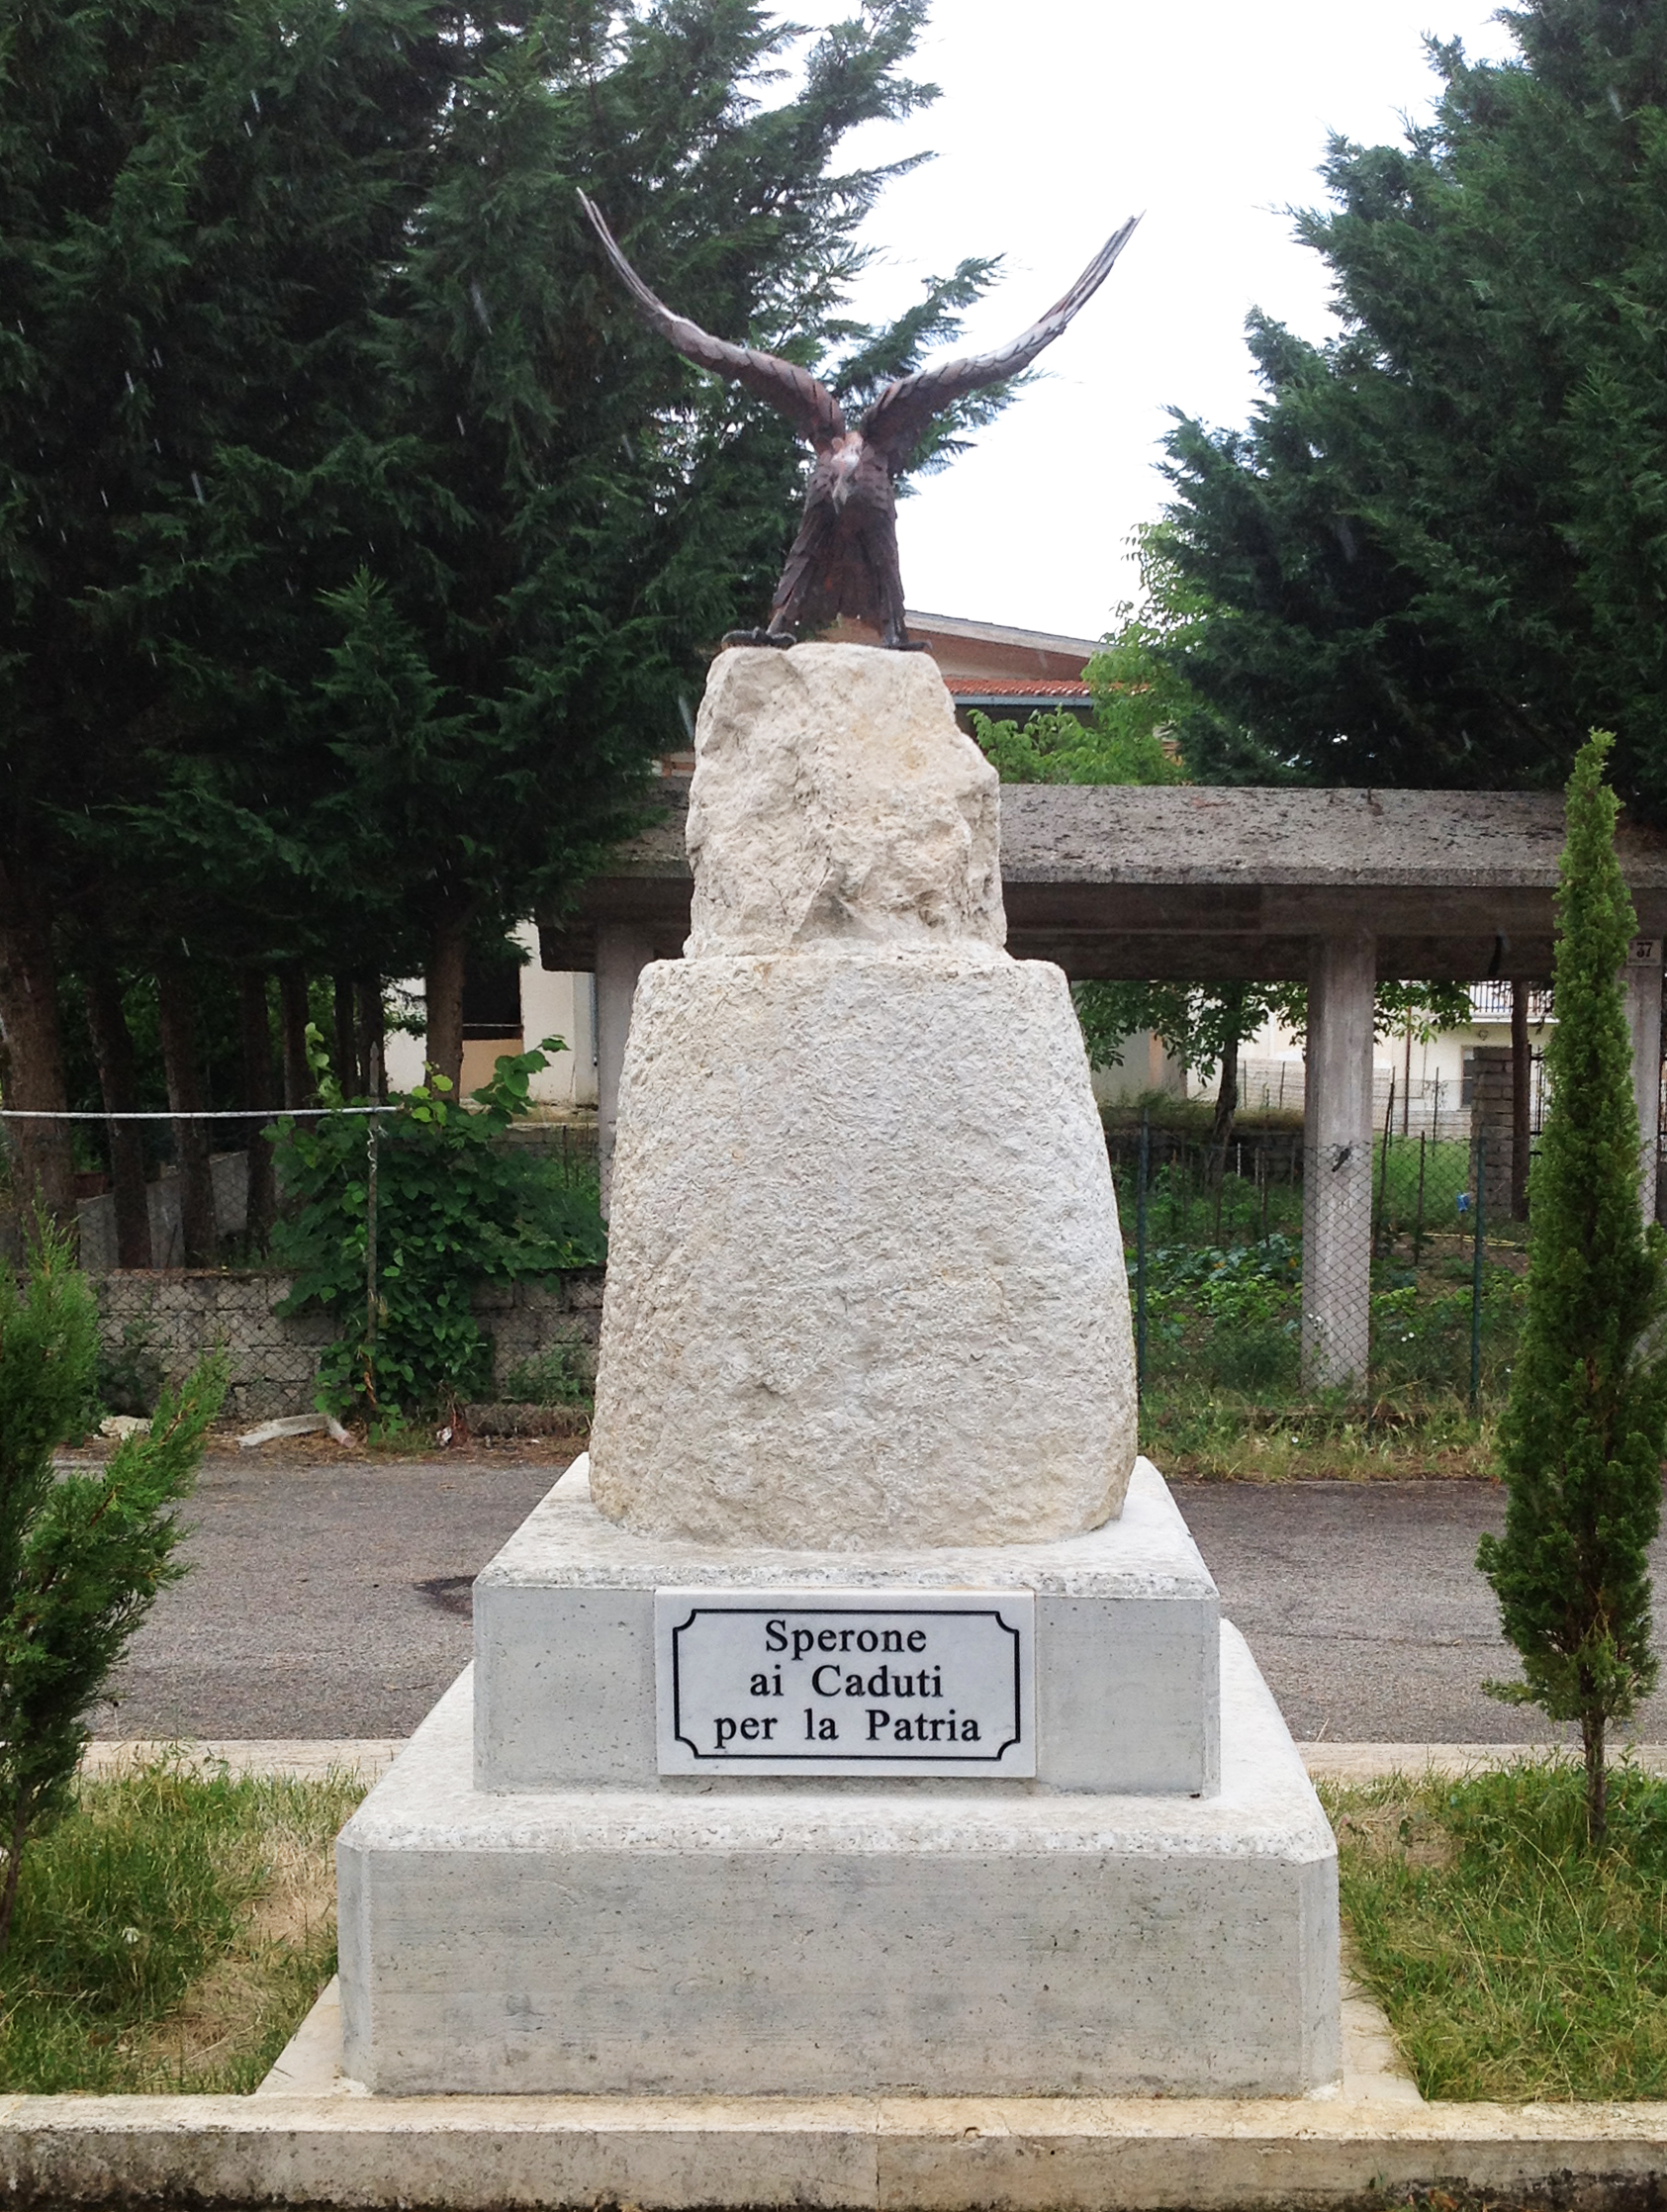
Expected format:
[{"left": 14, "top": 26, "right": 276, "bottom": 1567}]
[
  {"left": 1301, "top": 1741, "right": 1667, "bottom": 1782},
  {"left": 31, "top": 1741, "right": 1656, "bottom": 2206},
  {"left": 2, "top": 2086, "right": 1665, "bottom": 2208},
  {"left": 80, "top": 1740, "right": 403, "bottom": 1783}
]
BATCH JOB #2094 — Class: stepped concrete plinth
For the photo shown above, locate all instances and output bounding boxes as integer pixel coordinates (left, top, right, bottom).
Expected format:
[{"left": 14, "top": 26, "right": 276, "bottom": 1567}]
[{"left": 340, "top": 1472, "right": 1337, "bottom": 2098}]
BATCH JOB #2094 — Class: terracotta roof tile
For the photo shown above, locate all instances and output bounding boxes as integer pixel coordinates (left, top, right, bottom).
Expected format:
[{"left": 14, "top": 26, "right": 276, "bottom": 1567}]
[{"left": 944, "top": 678, "right": 1092, "bottom": 698}]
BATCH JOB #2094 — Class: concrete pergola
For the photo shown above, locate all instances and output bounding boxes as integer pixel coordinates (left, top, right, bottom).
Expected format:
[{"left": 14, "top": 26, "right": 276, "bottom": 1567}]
[{"left": 537, "top": 785, "right": 1667, "bottom": 1389}]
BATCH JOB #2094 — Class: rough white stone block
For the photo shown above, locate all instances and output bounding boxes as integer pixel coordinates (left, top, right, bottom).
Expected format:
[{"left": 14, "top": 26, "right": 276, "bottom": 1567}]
[
  {"left": 686, "top": 645, "right": 1003, "bottom": 958},
  {"left": 589, "top": 950, "right": 1136, "bottom": 1547},
  {"left": 337, "top": 1626, "right": 1339, "bottom": 2099},
  {"left": 474, "top": 1459, "right": 1218, "bottom": 1796}
]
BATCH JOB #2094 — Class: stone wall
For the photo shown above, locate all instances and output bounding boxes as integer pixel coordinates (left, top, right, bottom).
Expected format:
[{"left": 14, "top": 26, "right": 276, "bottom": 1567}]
[
  {"left": 78, "top": 1152, "right": 250, "bottom": 1272},
  {"left": 91, "top": 1268, "right": 605, "bottom": 1424}
]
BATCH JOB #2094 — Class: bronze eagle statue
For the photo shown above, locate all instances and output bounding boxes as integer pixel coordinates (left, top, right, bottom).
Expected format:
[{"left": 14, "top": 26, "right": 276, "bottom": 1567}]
[{"left": 579, "top": 193, "right": 1140, "bottom": 650}]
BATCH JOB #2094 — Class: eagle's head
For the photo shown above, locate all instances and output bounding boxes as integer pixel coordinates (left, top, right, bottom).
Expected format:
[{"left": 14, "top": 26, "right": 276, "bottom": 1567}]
[{"left": 828, "top": 432, "right": 865, "bottom": 510}]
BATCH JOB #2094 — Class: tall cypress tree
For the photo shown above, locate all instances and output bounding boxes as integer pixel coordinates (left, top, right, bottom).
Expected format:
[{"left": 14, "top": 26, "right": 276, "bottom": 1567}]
[
  {"left": 0, "top": 0, "right": 456, "bottom": 1216},
  {"left": 1477, "top": 732, "right": 1667, "bottom": 1844}
]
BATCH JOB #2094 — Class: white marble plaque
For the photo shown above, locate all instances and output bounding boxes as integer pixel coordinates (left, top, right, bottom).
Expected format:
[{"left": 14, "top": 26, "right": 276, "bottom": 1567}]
[{"left": 655, "top": 1589, "right": 1035, "bottom": 1777}]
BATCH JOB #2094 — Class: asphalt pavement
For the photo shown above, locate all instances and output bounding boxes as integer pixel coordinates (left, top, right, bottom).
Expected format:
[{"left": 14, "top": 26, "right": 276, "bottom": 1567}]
[
  {"left": 92, "top": 1453, "right": 557, "bottom": 1740},
  {"left": 1177, "top": 1478, "right": 1667, "bottom": 1746},
  {"left": 91, "top": 1453, "right": 1667, "bottom": 1745}
]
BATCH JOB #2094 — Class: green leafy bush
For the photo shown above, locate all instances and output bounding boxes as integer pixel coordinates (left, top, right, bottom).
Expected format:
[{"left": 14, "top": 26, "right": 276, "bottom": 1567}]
[
  {"left": 271, "top": 1042, "right": 605, "bottom": 1420},
  {"left": 1143, "top": 1236, "right": 1302, "bottom": 1392},
  {"left": 94, "top": 1316, "right": 163, "bottom": 1421},
  {"left": 1370, "top": 1264, "right": 1524, "bottom": 1394}
]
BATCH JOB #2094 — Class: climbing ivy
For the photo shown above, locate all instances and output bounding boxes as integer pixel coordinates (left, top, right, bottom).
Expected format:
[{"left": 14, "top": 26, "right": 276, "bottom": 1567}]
[{"left": 271, "top": 1040, "right": 604, "bottom": 1422}]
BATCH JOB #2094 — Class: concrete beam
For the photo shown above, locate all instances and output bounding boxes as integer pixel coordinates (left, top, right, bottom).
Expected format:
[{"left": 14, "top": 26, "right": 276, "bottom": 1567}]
[
  {"left": 1303, "top": 934, "right": 1376, "bottom": 1393},
  {"left": 595, "top": 924, "right": 656, "bottom": 1216},
  {"left": 1624, "top": 934, "right": 1663, "bottom": 1226},
  {"left": 998, "top": 929, "right": 1562, "bottom": 984}
]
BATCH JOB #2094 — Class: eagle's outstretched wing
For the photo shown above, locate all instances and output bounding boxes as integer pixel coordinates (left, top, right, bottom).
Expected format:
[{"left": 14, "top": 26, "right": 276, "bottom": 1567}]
[
  {"left": 579, "top": 193, "right": 846, "bottom": 450},
  {"left": 860, "top": 216, "right": 1141, "bottom": 468}
]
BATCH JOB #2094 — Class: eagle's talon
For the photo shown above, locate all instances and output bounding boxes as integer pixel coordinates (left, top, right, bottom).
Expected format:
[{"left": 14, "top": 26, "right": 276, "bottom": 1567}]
[{"left": 722, "top": 628, "right": 795, "bottom": 650}]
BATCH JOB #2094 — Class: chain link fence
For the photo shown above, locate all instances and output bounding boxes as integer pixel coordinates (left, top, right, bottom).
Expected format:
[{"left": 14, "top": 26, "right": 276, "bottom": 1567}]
[
  {"left": 1, "top": 1108, "right": 604, "bottom": 1423},
  {"left": 1109, "top": 1114, "right": 1526, "bottom": 1413}
]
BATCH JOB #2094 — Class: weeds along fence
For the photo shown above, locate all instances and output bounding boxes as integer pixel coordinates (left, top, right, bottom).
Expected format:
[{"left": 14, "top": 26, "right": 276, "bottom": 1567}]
[
  {"left": 1106, "top": 1117, "right": 1527, "bottom": 1413},
  {"left": 0, "top": 1103, "right": 606, "bottom": 1421},
  {"left": 7, "top": 1109, "right": 602, "bottom": 1270}
]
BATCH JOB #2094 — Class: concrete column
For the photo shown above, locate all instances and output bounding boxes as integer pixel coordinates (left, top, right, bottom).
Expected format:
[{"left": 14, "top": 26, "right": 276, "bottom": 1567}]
[
  {"left": 1302, "top": 932, "right": 1376, "bottom": 1392},
  {"left": 596, "top": 924, "right": 655, "bottom": 1215},
  {"left": 1468, "top": 1045, "right": 1515, "bottom": 1224},
  {"left": 1623, "top": 934, "right": 1663, "bottom": 1226}
]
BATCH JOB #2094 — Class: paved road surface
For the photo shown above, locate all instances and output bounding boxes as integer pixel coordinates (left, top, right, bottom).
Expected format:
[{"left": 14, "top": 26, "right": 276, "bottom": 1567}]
[
  {"left": 93, "top": 1455, "right": 1667, "bottom": 1744},
  {"left": 1177, "top": 1479, "right": 1667, "bottom": 1746},
  {"left": 93, "top": 1455, "right": 556, "bottom": 1740}
]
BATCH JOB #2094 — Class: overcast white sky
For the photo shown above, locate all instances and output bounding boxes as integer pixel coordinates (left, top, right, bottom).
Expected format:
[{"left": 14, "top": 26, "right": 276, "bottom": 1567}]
[{"left": 776, "top": 0, "right": 1518, "bottom": 641}]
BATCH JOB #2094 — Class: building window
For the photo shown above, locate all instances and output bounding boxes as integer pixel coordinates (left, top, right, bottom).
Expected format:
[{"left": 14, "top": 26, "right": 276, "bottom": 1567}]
[{"left": 461, "top": 952, "right": 522, "bottom": 1042}]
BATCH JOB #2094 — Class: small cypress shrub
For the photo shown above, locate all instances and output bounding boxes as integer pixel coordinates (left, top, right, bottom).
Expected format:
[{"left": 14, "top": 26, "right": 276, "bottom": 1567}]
[
  {"left": 1477, "top": 732, "right": 1667, "bottom": 1844},
  {"left": 0, "top": 1229, "right": 224, "bottom": 1948}
]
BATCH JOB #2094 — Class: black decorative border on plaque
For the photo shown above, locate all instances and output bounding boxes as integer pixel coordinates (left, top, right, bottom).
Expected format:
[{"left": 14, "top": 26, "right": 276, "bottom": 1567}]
[{"left": 668, "top": 1603, "right": 1025, "bottom": 1763}]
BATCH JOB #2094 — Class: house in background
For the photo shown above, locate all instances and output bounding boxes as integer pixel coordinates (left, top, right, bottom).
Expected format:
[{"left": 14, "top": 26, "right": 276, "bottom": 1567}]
[
  {"left": 1229, "top": 983, "right": 1555, "bottom": 1136},
  {"left": 384, "top": 923, "right": 598, "bottom": 1107},
  {"left": 827, "top": 608, "right": 1100, "bottom": 732},
  {"left": 386, "top": 610, "right": 1104, "bottom": 1111}
]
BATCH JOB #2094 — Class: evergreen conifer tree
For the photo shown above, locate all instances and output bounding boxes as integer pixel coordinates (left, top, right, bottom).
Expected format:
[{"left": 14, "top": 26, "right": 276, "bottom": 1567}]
[
  {"left": 1157, "top": 1, "right": 1667, "bottom": 814},
  {"left": 0, "top": 1228, "right": 224, "bottom": 1946},
  {"left": 2, "top": 0, "right": 1001, "bottom": 1147},
  {"left": 1477, "top": 732, "right": 1667, "bottom": 1844}
]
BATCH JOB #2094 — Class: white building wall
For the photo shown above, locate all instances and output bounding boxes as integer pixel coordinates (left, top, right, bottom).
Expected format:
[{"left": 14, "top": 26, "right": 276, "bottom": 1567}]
[
  {"left": 1089, "top": 1029, "right": 1187, "bottom": 1107},
  {"left": 1226, "top": 991, "right": 1552, "bottom": 1137},
  {"left": 514, "top": 924, "right": 599, "bottom": 1109},
  {"left": 379, "top": 923, "right": 599, "bottom": 1113}
]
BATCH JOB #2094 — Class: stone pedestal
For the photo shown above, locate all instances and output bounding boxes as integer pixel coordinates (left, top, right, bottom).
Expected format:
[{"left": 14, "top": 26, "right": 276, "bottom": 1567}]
[
  {"left": 590, "top": 645, "right": 1136, "bottom": 1547},
  {"left": 334, "top": 644, "right": 1340, "bottom": 2101},
  {"left": 338, "top": 1461, "right": 1338, "bottom": 2098},
  {"left": 590, "top": 948, "right": 1134, "bottom": 1548}
]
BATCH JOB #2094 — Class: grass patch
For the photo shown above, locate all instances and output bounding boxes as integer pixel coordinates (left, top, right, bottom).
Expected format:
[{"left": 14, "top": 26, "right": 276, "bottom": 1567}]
[
  {"left": 1146, "top": 1388, "right": 1498, "bottom": 1481},
  {"left": 1326, "top": 1761, "right": 1667, "bottom": 2100},
  {"left": 0, "top": 1757, "right": 364, "bottom": 2093}
]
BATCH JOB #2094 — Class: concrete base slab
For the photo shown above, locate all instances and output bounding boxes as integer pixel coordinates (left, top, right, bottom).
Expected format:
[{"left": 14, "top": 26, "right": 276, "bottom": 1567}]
[
  {"left": 336, "top": 1624, "right": 1339, "bottom": 2099},
  {"left": 270, "top": 1964, "right": 1422, "bottom": 2108},
  {"left": 6, "top": 2086, "right": 1667, "bottom": 2209}
]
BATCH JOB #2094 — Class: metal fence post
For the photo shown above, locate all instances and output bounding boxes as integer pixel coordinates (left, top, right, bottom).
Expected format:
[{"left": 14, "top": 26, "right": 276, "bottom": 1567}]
[
  {"left": 1136, "top": 1110, "right": 1150, "bottom": 1400},
  {"left": 1414, "top": 1130, "right": 1428, "bottom": 1265},
  {"left": 365, "top": 1037, "right": 382, "bottom": 1386},
  {"left": 1469, "top": 1131, "right": 1486, "bottom": 1411}
]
